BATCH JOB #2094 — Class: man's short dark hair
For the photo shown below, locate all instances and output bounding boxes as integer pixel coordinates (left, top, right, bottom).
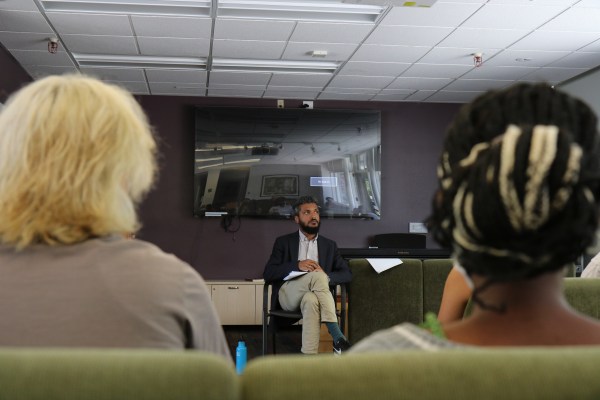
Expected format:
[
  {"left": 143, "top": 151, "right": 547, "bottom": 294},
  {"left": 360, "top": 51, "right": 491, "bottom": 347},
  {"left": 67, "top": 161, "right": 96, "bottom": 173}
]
[{"left": 294, "top": 196, "right": 319, "bottom": 216}]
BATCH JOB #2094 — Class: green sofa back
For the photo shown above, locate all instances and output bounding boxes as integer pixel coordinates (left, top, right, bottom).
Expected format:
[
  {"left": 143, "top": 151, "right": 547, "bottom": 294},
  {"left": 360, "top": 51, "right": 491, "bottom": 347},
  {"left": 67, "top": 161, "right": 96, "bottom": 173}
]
[
  {"left": 243, "top": 348, "right": 600, "bottom": 400},
  {"left": 347, "top": 258, "right": 454, "bottom": 343},
  {"left": 0, "top": 349, "right": 238, "bottom": 400}
]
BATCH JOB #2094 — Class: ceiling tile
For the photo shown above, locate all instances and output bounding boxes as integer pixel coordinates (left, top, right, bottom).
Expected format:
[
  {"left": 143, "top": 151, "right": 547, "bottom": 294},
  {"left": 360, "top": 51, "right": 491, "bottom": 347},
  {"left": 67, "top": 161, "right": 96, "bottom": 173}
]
[
  {"left": 322, "top": 87, "right": 379, "bottom": 94},
  {"left": 131, "top": 16, "right": 212, "bottom": 38},
  {"left": 151, "top": 83, "right": 207, "bottom": 96},
  {"left": 461, "top": 65, "right": 536, "bottom": 80},
  {"left": 540, "top": 6, "right": 600, "bottom": 32},
  {"left": 282, "top": 42, "right": 358, "bottom": 61},
  {"left": 269, "top": 74, "right": 331, "bottom": 87},
  {"left": 366, "top": 25, "right": 454, "bottom": 46},
  {"left": 137, "top": 37, "right": 210, "bottom": 57},
  {"left": 107, "top": 81, "right": 149, "bottom": 95},
  {"left": 45, "top": 12, "right": 133, "bottom": 35},
  {"left": 521, "top": 67, "right": 587, "bottom": 83},
  {"left": 79, "top": 67, "right": 146, "bottom": 82},
  {"left": 209, "top": 71, "right": 272, "bottom": 86},
  {"left": 388, "top": 77, "right": 452, "bottom": 90},
  {"left": 338, "top": 61, "right": 409, "bottom": 76},
  {"left": 0, "top": 0, "right": 39, "bottom": 11},
  {"left": 419, "top": 47, "right": 501, "bottom": 65},
  {"left": 484, "top": 49, "right": 571, "bottom": 67},
  {"left": 318, "top": 92, "right": 374, "bottom": 101},
  {"left": 212, "top": 39, "right": 286, "bottom": 59},
  {"left": 0, "top": 32, "right": 56, "bottom": 51},
  {"left": 511, "top": 31, "right": 600, "bottom": 52},
  {"left": 61, "top": 34, "right": 138, "bottom": 55},
  {"left": 24, "top": 65, "right": 78, "bottom": 78},
  {"left": 9, "top": 49, "right": 75, "bottom": 67},
  {"left": 580, "top": 39, "right": 600, "bottom": 52},
  {"left": 0, "top": 10, "right": 53, "bottom": 33},
  {"left": 328, "top": 75, "right": 395, "bottom": 89},
  {"left": 461, "top": 4, "right": 568, "bottom": 30},
  {"left": 214, "top": 19, "right": 295, "bottom": 41},
  {"left": 209, "top": 83, "right": 266, "bottom": 90},
  {"left": 267, "top": 85, "right": 324, "bottom": 91},
  {"left": 145, "top": 69, "right": 207, "bottom": 84},
  {"left": 350, "top": 44, "right": 431, "bottom": 63},
  {"left": 370, "top": 93, "right": 411, "bottom": 101},
  {"left": 549, "top": 52, "right": 600, "bottom": 68},
  {"left": 443, "top": 79, "right": 514, "bottom": 91},
  {"left": 404, "top": 90, "right": 437, "bottom": 101},
  {"left": 438, "top": 28, "right": 528, "bottom": 48},
  {"left": 401, "top": 63, "right": 473, "bottom": 79},
  {"left": 263, "top": 90, "right": 320, "bottom": 99},
  {"left": 290, "top": 22, "right": 374, "bottom": 44},
  {"left": 207, "top": 89, "right": 265, "bottom": 98},
  {"left": 425, "top": 90, "right": 484, "bottom": 103},
  {"left": 381, "top": 2, "right": 481, "bottom": 27}
]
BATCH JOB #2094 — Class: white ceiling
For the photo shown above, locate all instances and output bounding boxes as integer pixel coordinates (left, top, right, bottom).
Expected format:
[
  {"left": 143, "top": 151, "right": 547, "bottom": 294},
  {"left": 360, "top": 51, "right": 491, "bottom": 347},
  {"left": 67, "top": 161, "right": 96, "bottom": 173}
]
[{"left": 1, "top": 0, "right": 600, "bottom": 103}]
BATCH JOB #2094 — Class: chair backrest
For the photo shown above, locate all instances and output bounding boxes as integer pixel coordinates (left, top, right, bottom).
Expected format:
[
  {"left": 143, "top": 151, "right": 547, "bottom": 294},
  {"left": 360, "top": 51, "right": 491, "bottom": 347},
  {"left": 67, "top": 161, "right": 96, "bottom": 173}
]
[
  {"left": 242, "top": 348, "right": 600, "bottom": 400},
  {"left": 422, "top": 258, "right": 454, "bottom": 318},
  {"left": 347, "top": 258, "right": 423, "bottom": 343},
  {"left": 372, "top": 233, "right": 426, "bottom": 249},
  {"left": 0, "top": 348, "right": 238, "bottom": 400}
]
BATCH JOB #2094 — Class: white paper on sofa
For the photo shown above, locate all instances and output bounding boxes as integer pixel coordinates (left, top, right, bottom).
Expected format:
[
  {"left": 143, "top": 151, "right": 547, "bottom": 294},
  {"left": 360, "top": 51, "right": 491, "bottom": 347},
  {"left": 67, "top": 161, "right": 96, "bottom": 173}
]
[{"left": 366, "top": 258, "right": 403, "bottom": 274}]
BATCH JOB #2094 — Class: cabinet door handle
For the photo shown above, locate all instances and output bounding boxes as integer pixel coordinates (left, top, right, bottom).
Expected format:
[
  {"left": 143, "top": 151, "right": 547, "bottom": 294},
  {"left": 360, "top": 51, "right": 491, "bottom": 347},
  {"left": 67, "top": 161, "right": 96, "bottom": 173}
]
[{"left": 228, "top": 286, "right": 240, "bottom": 289}]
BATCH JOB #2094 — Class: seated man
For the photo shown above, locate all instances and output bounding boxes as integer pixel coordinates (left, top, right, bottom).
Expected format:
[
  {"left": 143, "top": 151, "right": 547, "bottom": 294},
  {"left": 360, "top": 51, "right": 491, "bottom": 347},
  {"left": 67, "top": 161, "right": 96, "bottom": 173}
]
[{"left": 264, "top": 196, "right": 352, "bottom": 354}]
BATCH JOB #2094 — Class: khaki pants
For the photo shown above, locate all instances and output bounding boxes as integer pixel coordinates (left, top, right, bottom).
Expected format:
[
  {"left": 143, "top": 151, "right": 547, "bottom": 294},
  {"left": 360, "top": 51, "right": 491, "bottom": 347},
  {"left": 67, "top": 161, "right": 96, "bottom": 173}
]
[{"left": 279, "top": 271, "right": 337, "bottom": 354}]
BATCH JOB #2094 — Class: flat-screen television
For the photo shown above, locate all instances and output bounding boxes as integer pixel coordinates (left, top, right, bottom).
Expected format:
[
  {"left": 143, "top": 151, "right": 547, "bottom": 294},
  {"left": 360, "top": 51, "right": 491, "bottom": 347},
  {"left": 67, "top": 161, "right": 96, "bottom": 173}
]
[{"left": 194, "top": 107, "right": 381, "bottom": 219}]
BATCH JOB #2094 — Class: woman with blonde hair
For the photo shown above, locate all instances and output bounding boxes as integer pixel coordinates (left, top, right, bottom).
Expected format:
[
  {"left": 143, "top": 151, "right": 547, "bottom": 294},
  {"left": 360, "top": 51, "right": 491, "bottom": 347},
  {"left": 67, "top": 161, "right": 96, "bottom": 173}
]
[{"left": 0, "top": 75, "right": 230, "bottom": 357}]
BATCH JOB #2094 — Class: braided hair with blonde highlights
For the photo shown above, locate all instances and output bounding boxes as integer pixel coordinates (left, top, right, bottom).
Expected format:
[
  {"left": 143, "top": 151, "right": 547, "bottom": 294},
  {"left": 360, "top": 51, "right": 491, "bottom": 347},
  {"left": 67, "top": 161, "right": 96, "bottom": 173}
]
[{"left": 428, "top": 83, "right": 600, "bottom": 287}]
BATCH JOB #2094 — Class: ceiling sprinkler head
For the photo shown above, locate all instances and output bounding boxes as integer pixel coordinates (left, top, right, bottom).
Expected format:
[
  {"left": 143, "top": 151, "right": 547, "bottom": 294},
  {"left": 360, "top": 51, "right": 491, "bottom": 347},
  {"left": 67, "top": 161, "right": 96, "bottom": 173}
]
[
  {"left": 473, "top": 52, "right": 483, "bottom": 67},
  {"left": 48, "top": 37, "right": 59, "bottom": 54}
]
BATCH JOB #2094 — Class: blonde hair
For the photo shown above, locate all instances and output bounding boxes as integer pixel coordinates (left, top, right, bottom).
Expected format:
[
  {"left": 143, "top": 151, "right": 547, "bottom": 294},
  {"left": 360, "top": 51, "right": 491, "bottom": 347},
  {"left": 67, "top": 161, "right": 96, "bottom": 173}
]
[{"left": 0, "top": 74, "right": 157, "bottom": 248}]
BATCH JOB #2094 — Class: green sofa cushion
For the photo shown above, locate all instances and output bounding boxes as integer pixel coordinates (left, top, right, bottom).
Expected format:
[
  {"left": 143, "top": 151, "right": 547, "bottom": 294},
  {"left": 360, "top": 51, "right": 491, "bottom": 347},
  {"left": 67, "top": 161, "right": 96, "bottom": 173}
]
[
  {"left": 244, "top": 348, "right": 600, "bottom": 400},
  {"left": 348, "top": 258, "right": 423, "bottom": 343},
  {"left": 422, "top": 258, "right": 454, "bottom": 317},
  {"left": 0, "top": 349, "right": 238, "bottom": 400}
]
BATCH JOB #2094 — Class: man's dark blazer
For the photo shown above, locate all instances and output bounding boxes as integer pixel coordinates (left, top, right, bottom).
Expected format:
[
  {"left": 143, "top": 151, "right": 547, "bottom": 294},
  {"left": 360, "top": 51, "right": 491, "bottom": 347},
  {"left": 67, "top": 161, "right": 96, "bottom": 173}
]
[{"left": 263, "top": 231, "right": 352, "bottom": 309}]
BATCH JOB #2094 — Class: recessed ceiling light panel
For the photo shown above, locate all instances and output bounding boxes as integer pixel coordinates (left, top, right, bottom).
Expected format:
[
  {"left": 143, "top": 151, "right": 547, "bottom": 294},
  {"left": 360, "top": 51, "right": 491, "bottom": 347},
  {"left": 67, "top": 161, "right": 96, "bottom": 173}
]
[
  {"left": 41, "top": 0, "right": 212, "bottom": 16},
  {"left": 218, "top": 1, "right": 384, "bottom": 23}
]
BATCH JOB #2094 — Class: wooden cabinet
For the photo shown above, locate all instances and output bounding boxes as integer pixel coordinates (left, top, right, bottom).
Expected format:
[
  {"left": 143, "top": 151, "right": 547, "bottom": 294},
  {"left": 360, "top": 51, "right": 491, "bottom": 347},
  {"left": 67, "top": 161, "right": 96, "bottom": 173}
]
[{"left": 206, "top": 281, "right": 266, "bottom": 325}]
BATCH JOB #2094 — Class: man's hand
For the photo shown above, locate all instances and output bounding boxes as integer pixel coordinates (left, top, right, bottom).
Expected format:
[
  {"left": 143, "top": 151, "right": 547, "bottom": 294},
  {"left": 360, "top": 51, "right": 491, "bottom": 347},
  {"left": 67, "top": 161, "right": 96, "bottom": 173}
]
[{"left": 298, "top": 259, "right": 323, "bottom": 272}]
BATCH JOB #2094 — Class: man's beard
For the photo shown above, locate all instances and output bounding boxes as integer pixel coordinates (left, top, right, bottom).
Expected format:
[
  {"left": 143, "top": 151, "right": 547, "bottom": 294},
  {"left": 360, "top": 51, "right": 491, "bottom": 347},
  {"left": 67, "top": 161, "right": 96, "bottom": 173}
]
[{"left": 300, "top": 219, "right": 320, "bottom": 235}]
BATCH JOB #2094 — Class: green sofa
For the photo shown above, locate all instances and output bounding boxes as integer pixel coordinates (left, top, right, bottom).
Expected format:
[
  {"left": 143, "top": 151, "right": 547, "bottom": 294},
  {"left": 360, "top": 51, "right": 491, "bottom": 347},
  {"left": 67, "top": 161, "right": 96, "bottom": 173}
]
[
  {"left": 5, "top": 347, "right": 600, "bottom": 400},
  {"left": 347, "top": 258, "right": 580, "bottom": 343},
  {"left": 0, "top": 349, "right": 238, "bottom": 400},
  {"left": 347, "top": 258, "right": 454, "bottom": 343}
]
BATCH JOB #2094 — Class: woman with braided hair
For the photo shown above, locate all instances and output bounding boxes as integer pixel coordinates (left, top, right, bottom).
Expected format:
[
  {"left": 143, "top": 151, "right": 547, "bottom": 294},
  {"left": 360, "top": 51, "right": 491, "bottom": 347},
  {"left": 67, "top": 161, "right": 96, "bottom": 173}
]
[{"left": 352, "top": 83, "right": 600, "bottom": 351}]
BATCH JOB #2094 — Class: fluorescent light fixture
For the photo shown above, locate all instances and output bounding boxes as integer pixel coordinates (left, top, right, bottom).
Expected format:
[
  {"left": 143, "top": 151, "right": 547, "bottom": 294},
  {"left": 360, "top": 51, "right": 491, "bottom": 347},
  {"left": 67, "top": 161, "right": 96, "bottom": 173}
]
[
  {"left": 224, "top": 158, "right": 261, "bottom": 165},
  {"left": 73, "top": 54, "right": 207, "bottom": 69},
  {"left": 197, "top": 163, "right": 224, "bottom": 170},
  {"left": 41, "top": 0, "right": 212, "bottom": 16},
  {"left": 196, "top": 157, "right": 223, "bottom": 162},
  {"left": 213, "top": 58, "right": 339, "bottom": 74},
  {"left": 218, "top": 1, "right": 384, "bottom": 23},
  {"left": 342, "top": 0, "right": 437, "bottom": 6}
]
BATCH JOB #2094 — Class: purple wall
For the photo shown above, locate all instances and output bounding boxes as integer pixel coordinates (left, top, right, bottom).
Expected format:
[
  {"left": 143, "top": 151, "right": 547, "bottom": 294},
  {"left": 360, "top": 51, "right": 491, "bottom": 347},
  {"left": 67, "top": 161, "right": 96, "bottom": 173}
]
[
  {"left": 0, "top": 46, "right": 461, "bottom": 280},
  {"left": 137, "top": 96, "right": 460, "bottom": 280},
  {"left": 0, "top": 46, "right": 31, "bottom": 102}
]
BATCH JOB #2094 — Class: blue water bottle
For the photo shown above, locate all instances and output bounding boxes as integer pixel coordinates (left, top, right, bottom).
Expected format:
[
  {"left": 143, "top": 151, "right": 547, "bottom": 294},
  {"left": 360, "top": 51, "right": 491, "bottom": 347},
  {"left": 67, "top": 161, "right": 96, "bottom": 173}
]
[{"left": 236, "top": 340, "right": 247, "bottom": 375}]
